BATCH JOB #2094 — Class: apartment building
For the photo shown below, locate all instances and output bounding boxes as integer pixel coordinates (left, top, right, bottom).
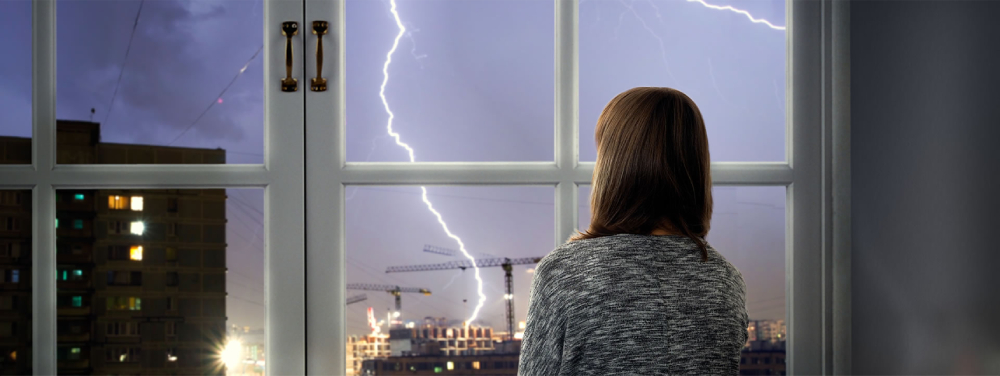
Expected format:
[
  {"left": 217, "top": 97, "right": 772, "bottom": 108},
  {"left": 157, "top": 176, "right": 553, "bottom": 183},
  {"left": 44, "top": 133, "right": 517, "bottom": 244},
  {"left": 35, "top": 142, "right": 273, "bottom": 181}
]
[{"left": 0, "top": 121, "right": 228, "bottom": 375}]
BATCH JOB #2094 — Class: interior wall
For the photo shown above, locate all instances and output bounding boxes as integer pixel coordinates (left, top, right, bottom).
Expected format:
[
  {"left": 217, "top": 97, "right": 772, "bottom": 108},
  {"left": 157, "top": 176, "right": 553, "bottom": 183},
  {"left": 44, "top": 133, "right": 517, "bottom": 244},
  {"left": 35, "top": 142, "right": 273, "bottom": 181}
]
[{"left": 850, "top": 1, "right": 1000, "bottom": 374}]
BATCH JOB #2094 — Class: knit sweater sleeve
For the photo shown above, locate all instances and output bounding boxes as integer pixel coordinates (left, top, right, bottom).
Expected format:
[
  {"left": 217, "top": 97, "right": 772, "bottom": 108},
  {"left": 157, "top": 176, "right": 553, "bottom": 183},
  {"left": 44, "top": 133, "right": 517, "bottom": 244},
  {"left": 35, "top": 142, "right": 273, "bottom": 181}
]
[{"left": 517, "top": 255, "right": 567, "bottom": 376}]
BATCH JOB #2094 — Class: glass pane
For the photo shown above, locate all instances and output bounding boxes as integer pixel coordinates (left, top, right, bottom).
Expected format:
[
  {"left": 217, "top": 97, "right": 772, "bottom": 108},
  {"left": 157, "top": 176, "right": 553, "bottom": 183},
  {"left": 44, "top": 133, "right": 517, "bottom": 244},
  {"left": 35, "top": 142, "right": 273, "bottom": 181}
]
[
  {"left": 578, "top": 185, "right": 787, "bottom": 373},
  {"left": 0, "top": 190, "right": 32, "bottom": 374},
  {"left": 56, "top": 0, "right": 265, "bottom": 164},
  {"left": 579, "top": 0, "right": 787, "bottom": 162},
  {"left": 346, "top": 0, "right": 554, "bottom": 162},
  {"left": 55, "top": 188, "right": 265, "bottom": 375},
  {"left": 0, "top": 1, "right": 32, "bottom": 164},
  {"left": 345, "top": 186, "right": 553, "bottom": 374}
]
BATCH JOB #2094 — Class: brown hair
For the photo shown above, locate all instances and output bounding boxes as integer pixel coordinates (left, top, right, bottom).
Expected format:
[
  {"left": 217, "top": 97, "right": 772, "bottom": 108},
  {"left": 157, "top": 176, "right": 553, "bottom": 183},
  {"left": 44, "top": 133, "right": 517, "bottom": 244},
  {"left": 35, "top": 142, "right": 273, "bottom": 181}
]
[{"left": 573, "top": 87, "right": 713, "bottom": 262}]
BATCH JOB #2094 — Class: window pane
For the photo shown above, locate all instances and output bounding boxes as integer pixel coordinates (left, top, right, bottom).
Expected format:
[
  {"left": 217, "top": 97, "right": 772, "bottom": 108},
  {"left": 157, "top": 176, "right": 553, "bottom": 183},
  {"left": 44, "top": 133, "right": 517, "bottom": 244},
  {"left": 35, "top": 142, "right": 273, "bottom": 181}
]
[
  {"left": 56, "top": 188, "right": 265, "bottom": 374},
  {"left": 0, "top": 190, "right": 31, "bottom": 373},
  {"left": 579, "top": 185, "right": 786, "bottom": 373},
  {"left": 56, "top": 0, "right": 265, "bottom": 164},
  {"left": 0, "top": 1, "right": 32, "bottom": 164},
  {"left": 345, "top": 186, "right": 553, "bottom": 373},
  {"left": 579, "top": 0, "right": 786, "bottom": 162},
  {"left": 346, "top": 0, "right": 554, "bottom": 162}
]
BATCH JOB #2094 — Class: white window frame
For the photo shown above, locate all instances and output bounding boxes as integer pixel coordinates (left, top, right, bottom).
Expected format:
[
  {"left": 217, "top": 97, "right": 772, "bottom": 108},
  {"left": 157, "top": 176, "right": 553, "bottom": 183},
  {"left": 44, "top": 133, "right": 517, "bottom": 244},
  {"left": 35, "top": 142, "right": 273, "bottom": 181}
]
[
  {"left": 4, "top": 1, "right": 307, "bottom": 374},
  {"left": 304, "top": 0, "right": 850, "bottom": 374}
]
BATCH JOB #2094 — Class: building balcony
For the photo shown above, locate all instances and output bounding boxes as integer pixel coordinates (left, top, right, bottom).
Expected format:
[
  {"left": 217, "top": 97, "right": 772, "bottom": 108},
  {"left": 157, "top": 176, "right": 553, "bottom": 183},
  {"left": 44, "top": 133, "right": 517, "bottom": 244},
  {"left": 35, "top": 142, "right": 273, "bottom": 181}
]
[
  {"left": 56, "top": 254, "right": 93, "bottom": 264},
  {"left": 57, "top": 280, "right": 92, "bottom": 290},
  {"left": 57, "top": 306, "right": 91, "bottom": 316},
  {"left": 56, "top": 359, "right": 90, "bottom": 371},
  {"left": 57, "top": 332, "right": 91, "bottom": 343}
]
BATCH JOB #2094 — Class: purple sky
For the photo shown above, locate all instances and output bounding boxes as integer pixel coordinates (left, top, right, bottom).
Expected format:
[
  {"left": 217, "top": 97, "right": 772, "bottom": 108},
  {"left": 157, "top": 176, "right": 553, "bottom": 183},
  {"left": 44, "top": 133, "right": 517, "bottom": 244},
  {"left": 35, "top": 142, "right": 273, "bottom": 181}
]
[{"left": 0, "top": 0, "right": 786, "bottom": 337}]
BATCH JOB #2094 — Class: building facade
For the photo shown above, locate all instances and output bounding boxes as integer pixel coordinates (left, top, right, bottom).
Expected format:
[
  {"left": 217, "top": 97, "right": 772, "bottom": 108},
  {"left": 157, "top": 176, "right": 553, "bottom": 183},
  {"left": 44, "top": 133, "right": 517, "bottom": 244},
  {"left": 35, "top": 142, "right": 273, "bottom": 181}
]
[
  {"left": 361, "top": 354, "right": 520, "bottom": 376},
  {"left": 0, "top": 121, "right": 229, "bottom": 375},
  {"left": 347, "top": 334, "right": 392, "bottom": 376}
]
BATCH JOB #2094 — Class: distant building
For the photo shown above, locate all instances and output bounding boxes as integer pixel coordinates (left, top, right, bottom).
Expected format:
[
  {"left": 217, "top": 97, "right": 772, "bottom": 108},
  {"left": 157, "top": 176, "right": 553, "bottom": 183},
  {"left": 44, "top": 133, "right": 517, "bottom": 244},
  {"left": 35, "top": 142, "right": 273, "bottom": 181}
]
[
  {"left": 347, "top": 334, "right": 392, "bottom": 376},
  {"left": 747, "top": 319, "right": 786, "bottom": 344},
  {"left": 740, "top": 340, "right": 786, "bottom": 375},
  {"left": 361, "top": 353, "right": 520, "bottom": 376},
  {"left": 389, "top": 324, "right": 497, "bottom": 357},
  {"left": 0, "top": 120, "right": 228, "bottom": 375}
]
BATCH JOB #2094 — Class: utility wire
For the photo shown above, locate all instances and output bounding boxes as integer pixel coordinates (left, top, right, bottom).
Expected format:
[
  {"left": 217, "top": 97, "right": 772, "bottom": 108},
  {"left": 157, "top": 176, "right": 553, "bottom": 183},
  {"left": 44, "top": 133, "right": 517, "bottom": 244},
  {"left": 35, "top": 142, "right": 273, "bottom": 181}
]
[
  {"left": 102, "top": 0, "right": 145, "bottom": 126},
  {"left": 167, "top": 44, "right": 264, "bottom": 146}
]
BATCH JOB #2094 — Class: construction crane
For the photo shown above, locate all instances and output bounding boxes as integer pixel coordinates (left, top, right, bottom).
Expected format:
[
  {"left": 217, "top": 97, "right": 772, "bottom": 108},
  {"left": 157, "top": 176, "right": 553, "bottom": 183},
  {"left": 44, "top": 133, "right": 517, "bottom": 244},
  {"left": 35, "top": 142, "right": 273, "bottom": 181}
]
[
  {"left": 423, "top": 244, "right": 496, "bottom": 259},
  {"left": 346, "top": 294, "right": 368, "bottom": 305},
  {"left": 346, "top": 283, "right": 431, "bottom": 319},
  {"left": 387, "top": 250, "right": 543, "bottom": 341}
]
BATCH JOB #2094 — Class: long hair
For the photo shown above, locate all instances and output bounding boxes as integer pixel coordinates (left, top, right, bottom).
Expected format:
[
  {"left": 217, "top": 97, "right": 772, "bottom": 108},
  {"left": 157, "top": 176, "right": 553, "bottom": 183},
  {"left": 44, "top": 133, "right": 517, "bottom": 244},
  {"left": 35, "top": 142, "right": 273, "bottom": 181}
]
[{"left": 573, "top": 87, "right": 714, "bottom": 261}]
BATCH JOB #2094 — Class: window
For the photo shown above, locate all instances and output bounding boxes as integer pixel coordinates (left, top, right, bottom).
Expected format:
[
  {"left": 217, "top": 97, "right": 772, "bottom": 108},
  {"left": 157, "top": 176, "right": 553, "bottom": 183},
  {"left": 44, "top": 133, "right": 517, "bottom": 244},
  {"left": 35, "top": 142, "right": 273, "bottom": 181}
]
[
  {"left": 107, "top": 322, "right": 140, "bottom": 337},
  {"left": 108, "top": 221, "right": 125, "bottom": 235},
  {"left": 108, "top": 195, "right": 128, "bottom": 210},
  {"left": 129, "top": 221, "right": 144, "bottom": 235},
  {"left": 106, "top": 347, "right": 142, "bottom": 363},
  {"left": 167, "top": 197, "right": 178, "bottom": 213},
  {"left": 166, "top": 272, "right": 179, "bottom": 287},
  {"left": 106, "top": 296, "right": 142, "bottom": 311},
  {"left": 166, "top": 247, "right": 177, "bottom": 261},
  {"left": 106, "top": 271, "right": 142, "bottom": 286},
  {"left": 4, "top": 217, "right": 17, "bottom": 231},
  {"left": 129, "top": 245, "right": 143, "bottom": 261},
  {"left": 130, "top": 196, "right": 143, "bottom": 211},
  {"left": 108, "top": 245, "right": 133, "bottom": 260},
  {"left": 73, "top": 193, "right": 84, "bottom": 201},
  {"left": 0, "top": 242, "right": 20, "bottom": 257},
  {"left": 166, "top": 321, "right": 176, "bottom": 337},
  {"left": 72, "top": 219, "right": 83, "bottom": 229},
  {"left": 472, "top": 361, "right": 480, "bottom": 370},
  {"left": 166, "top": 222, "right": 176, "bottom": 237},
  {"left": 68, "top": 347, "right": 81, "bottom": 361},
  {"left": 166, "top": 297, "right": 175, "bottom": 311}
]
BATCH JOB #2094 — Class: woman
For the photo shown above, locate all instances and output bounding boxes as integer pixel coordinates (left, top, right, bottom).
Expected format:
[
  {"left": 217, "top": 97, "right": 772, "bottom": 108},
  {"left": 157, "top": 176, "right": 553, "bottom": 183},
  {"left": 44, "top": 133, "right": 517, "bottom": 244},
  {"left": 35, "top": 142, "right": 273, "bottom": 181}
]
[{"left": 518, "top": 87, "right": 749, "bottom": 375}]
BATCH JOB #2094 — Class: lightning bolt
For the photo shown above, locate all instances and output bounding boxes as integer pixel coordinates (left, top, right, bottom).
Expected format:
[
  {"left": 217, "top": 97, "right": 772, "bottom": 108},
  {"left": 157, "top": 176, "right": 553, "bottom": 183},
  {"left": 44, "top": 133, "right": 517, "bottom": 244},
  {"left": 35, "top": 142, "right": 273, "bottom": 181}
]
[
  {"left": 380, "top": 0, "right": 487, "bottom": 325},
  {"left": 686, "top": 0, "right": 786, "bottom": 31}
]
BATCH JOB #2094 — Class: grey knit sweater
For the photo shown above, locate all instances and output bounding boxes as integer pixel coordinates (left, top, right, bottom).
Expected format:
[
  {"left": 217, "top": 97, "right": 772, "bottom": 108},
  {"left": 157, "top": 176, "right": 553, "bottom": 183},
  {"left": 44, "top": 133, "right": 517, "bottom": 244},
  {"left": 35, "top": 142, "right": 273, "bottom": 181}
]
[{"left": 517, "top": 234, "right": 749, "bottom": 376}]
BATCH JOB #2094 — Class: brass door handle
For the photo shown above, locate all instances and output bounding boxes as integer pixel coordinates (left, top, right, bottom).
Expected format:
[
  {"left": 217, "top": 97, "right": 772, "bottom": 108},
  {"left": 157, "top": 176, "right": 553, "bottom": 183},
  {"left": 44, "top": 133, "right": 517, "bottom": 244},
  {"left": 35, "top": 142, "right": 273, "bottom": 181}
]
[
  {"left": 281, "top": 21, "right": 299, "bottom": 92},
  {"left": 311, "top": 21, "right": 328, "bottom": 92}
]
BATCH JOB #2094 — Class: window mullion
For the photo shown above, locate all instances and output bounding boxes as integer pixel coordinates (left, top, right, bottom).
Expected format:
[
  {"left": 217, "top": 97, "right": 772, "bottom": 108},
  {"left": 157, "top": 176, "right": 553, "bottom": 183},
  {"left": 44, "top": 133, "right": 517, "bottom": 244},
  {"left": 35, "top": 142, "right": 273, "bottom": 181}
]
[{"left": 32, "top": 0, "right": 57, "bottom": 373}]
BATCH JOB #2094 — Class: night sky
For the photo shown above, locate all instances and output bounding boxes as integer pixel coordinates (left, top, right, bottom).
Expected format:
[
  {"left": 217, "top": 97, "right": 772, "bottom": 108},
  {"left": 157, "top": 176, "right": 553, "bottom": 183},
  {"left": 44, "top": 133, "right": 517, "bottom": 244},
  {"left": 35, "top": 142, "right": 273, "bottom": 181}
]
[{"left": 0, "top": 0, "right": 786, "bottom": 338}]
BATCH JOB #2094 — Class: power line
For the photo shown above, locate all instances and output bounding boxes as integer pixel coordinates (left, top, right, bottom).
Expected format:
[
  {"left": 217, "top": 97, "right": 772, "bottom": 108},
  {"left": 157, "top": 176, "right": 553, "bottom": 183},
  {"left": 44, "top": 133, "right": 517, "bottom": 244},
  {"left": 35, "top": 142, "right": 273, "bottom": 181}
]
[
  {"left": 102, "top": 0, "right": 145, "bottom": 126},
  {"left": 166, "top": 44, "right": 264, "bottom": 146}
]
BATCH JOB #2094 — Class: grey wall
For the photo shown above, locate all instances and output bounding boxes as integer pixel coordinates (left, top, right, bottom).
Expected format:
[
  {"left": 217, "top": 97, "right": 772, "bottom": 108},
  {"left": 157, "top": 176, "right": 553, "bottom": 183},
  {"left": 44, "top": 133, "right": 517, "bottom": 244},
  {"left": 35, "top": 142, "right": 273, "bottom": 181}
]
[{"left": 851, "top": 1, "right": 1000, "bottom": 374}]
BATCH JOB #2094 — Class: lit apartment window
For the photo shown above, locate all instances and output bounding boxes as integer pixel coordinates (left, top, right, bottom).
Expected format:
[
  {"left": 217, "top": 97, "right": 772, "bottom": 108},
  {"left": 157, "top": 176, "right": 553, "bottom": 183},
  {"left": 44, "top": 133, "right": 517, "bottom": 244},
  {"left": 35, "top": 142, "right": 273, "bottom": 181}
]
[
  {"left": 106, "top": 296, "right": 142, "bottom": 311},
  {"left": 473, "top": 361, "right": 480, "bottom": 370},
  {"left": 130, "top": 196, "right": 143, "bottom": 211},
  {"left": 74, "top": 193, "right": 84, "bottom": 201},
  {"left": 129, "top": 221, "right": 144, "bottom": 235},
  {"left": 447, "top": 362, "right": 454, "bottom": 370},
  {"left": 129, "top": 246, "right": 143, "bottom": 261},
  {"left": 55, "top": 218, "right": 58, "bottom": 228},
  {"left": 166, "top": 247, "right": 177, "bottom": 262},
  {"left": 72, "top": 296, "right": 82, "bottom": 307},
  {"left": 72, "top": 219, "right": 84, "bottom": 230},
  {"left": 69, "top": 347, "right": 81, "bottom": 360},
  {"left": 109, "top": 195, "right": 130, "bottom": 210}
]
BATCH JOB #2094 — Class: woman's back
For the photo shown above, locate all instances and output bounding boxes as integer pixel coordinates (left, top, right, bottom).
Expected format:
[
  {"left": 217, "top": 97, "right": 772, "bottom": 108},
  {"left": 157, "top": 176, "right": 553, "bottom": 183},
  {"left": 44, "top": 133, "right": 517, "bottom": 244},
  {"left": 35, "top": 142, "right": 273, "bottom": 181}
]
[{"left": 517, "top": 234, "right": 749, "bottom": 375}]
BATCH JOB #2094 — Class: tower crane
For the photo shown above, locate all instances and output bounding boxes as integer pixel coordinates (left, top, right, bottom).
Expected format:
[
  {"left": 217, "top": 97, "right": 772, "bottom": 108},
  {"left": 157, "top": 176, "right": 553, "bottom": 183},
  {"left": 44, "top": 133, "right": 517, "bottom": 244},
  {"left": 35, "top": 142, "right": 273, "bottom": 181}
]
[
  {"left": 346, "top": 283, "right": 431, "bottom": 319},
  {"left": 346, "top": 294, "right": 368, "bottom": 305},
  {"left": 387, "top": 250, "right": 543, "bottom": 341}
]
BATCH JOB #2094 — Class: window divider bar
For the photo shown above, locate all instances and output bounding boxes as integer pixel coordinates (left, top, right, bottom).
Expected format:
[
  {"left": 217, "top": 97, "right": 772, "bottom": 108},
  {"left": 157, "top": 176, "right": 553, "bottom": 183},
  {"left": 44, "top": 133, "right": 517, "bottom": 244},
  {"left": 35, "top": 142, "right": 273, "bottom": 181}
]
[
  {"left": 554, "top": 0, "right": 579, "bottom": 246},
  {"left": 32, "top": 0, "right": 57, "bottom": 373}
]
